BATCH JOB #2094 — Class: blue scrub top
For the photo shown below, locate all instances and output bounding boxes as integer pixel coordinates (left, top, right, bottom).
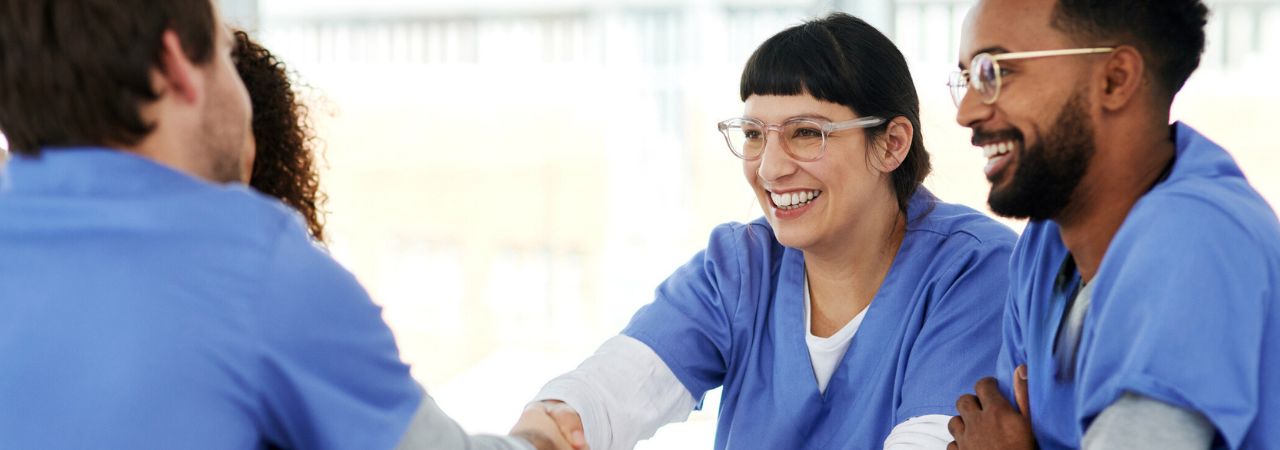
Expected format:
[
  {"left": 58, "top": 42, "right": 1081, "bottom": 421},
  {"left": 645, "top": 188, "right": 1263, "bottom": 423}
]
[
  {"left": 623, "top": 189, "right": 1016, "bottom": 449},
  {"left": 0, "top": 149, "right": 421, "bottom": 449},
  {"left": 999, "top": 123, "right": 1280, "bottom": 449}
]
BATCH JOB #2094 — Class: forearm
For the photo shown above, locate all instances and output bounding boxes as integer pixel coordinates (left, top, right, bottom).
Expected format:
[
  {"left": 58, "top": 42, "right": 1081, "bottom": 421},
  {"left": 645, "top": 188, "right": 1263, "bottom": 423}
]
[
  {"left": 534, "top": 335, "right": 697, "bottom": 450},
  {"left": 396, "top": 386, "right": 534, "bottom": 450}
]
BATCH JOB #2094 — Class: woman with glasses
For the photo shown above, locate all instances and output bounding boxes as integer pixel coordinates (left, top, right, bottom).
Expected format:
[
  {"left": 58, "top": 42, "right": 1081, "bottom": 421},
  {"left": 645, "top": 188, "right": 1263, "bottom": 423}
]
[{"left": 521, "top": 13, "right": 1015, "bottom": 449}]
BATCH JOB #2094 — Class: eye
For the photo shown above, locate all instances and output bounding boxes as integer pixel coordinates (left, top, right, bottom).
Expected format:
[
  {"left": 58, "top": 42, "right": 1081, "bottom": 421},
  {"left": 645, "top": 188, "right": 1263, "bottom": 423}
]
[
  {"left": 742, "top": 129, "right": 763, "bottom": 140},
  {"left": 792, "top": 127, "right": 822, "bottom": 139}
]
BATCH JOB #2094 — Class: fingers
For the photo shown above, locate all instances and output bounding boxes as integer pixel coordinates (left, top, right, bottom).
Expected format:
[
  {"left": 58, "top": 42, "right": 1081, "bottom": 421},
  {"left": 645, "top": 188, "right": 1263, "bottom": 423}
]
[
  {"left": 511, "top": 406, "right": 576, "bottom": 450},
  {"left": 543, "top": 401, "right": 588, "bottom": 450},
  {"left": 1014, "top": 365, "right": 1031, "bottom": 419},
  {"left": 947, "top": 442, "right": 960, "bottom": 450},
  {"left": 973, "top": 377, "right": 1009, "bottom": 412},
  {"left": 955, "top": 393, "right": 981, "bottom": 416},
  {"left": 947, "top": 415, "right": 966, "bottom": 439}
]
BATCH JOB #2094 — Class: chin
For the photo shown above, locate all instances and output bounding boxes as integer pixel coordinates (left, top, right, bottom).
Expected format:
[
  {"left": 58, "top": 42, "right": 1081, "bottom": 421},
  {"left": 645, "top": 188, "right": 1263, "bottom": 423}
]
[{"left": 771, "top": 227, "right": 814, "bottom": 250}]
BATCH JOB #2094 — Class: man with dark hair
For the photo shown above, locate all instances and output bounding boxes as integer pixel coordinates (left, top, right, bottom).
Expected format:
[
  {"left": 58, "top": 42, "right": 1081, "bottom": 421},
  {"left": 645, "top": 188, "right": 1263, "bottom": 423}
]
[
  {"left": 946, "top": 0, "right": 1280, "bottom": 449},
  {"left": 0, "top": 1, "right": 568, "bottom": 449}
]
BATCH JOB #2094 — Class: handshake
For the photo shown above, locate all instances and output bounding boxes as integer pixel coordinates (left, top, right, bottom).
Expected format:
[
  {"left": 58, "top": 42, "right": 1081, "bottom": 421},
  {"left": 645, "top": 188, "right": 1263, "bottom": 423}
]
[{"left": 509, "top": 401, "right": 591, "bottom": 450}]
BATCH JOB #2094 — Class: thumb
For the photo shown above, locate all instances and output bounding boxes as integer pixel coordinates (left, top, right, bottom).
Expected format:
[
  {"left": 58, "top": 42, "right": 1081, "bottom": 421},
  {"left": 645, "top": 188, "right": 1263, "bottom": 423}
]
[{"left": 1014, "top": 364, "right": 1031, "bottom": 420}]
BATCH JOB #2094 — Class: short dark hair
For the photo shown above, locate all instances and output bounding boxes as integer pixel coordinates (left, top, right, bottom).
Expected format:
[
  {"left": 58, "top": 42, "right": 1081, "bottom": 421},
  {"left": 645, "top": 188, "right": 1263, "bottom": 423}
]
[
  {"left": 1051, "top": 0, "right": 1209, "bottom": 99},
  {"left": 234, "top": 31, "right": 328, "bottom": 243},
  {"left": 0, "top": 0, "right": 218, "bottom": 156},
  {"left": 740, "top": 12, "right": 931, "bottom": 215}
]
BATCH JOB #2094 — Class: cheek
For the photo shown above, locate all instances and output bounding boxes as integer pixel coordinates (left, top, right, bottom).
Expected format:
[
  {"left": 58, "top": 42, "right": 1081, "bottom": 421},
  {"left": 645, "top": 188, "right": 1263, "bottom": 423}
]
[{"left": 742, "top": 161, "right": 760, "bottom": 186}]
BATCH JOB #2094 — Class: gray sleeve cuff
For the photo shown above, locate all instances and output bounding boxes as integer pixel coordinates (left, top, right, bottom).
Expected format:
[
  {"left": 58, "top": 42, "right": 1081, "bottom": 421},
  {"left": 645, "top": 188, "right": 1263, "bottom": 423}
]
[{"left": 1083, "top": 392, "right": 1215, "bottom": 450}]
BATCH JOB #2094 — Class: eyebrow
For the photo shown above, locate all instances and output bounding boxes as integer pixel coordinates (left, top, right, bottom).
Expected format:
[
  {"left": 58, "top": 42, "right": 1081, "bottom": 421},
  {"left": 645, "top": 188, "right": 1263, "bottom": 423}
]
[{"left": 958, "top": 46, "right": 1011, "bottom": 69}]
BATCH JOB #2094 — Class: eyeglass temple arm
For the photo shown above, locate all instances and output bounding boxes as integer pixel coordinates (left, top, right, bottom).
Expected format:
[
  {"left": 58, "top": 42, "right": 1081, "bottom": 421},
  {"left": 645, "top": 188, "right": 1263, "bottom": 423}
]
[
  {"left": 826, "top": 116, "right": 886, "bottom": 132},
  {"left": 990, "top": 47, "right": 1115, "bottom": 61}
]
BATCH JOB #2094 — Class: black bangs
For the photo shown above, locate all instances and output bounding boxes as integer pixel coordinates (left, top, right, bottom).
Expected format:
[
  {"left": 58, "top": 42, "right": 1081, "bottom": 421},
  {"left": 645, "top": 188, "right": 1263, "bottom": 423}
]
[{"left": 739, "top": 22, "right": 853, "bottom": 106}]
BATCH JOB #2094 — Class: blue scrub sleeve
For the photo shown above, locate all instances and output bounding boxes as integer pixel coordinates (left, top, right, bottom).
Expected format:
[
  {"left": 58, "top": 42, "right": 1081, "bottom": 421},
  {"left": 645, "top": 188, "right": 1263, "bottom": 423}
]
[
  {"left": 251, "top": 217, "right": 423, "bottom": 450},
  {"left": 622, "top": 223, "right": 746, "bottom": 401},
  {"left": 1077, "top": 195, "right": 1267, "bottom": 449},
  {"left": 897, "top": 239, "right": 1012, "bottom": 420}
]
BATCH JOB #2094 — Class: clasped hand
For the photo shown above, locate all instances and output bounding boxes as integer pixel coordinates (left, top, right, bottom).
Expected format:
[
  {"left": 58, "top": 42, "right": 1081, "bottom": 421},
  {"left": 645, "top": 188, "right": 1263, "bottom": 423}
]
[{"left": 510, "top": 400, "right": 590, "bottom": 450}]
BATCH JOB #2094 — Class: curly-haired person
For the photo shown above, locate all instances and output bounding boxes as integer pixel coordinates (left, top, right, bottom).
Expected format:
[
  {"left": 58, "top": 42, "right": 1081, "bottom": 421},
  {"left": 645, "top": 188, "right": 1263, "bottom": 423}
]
[{"left": 232, "top": 30, "right": 327, "bottom": 242}]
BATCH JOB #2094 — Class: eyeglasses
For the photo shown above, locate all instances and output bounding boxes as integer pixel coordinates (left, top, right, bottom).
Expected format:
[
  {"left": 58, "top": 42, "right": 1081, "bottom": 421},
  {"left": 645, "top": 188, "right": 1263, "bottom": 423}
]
[
  {"left": 948, "top": 47, "right": 1114, "bottom": 106},
  {"left": 716, "top": 116, "right": 885, "bottom": 162}
]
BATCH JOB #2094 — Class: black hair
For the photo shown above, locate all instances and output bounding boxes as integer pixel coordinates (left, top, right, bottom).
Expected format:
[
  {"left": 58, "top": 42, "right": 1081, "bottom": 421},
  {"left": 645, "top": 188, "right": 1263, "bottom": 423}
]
[
  {"left": 740, "top": 12, "right": 930, "bottom": 214},
  {"left": 234, "top": 31, "right": 328, "bottom": 243},
  {"left": 0, "top": 0, "right": 218, "bottom": 155},
  {"left": 1051, "top": 0, "right": 1209, "bottom": 99}
]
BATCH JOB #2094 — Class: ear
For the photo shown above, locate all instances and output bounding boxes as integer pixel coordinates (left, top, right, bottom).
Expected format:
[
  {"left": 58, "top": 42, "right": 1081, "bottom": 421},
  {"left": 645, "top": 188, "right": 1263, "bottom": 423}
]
[
  {"left": 153, "top": 29, "right": 203, "bottom": 105},
  {"left": 872, "top": 116, "right": 912, "bottom": 173},
  {"left": 1097, "top": 45, "right": 1145, "bottom": 112}
]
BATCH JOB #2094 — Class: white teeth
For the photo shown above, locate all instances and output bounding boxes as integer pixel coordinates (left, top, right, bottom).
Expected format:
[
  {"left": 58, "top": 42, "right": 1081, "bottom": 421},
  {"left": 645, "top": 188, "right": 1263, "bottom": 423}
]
[
  {"left": 771, "top": 192, "right": 788, "bottom": 207},
  {"left": 771, "top": 190, "right": 822, "bottom": 210},
  {"left": 982, "top": 141, "right": 1017, "bottom": 158}
]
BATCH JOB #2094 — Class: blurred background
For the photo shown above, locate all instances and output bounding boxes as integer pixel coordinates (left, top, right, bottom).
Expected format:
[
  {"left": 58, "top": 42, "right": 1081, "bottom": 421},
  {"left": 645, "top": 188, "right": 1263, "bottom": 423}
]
[{"left": 5, "top": 0, "right": 1278, "bottom": 446}]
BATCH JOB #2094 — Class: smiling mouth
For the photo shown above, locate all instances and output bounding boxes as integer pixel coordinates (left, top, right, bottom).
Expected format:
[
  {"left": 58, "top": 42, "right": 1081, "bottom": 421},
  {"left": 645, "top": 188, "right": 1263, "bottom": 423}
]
[
  {"left": 979, "top": 139, "right": 1020, "bottom": 181},
  {"left": 769, "top": 190, "right": 822, "bottom": 210}
]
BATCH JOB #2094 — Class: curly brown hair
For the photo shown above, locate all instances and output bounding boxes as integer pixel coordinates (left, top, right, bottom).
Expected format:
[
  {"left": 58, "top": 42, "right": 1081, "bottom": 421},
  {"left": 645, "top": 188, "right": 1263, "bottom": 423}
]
[{"left": 233, "top": 30, "right": 327, "bottom": 242}]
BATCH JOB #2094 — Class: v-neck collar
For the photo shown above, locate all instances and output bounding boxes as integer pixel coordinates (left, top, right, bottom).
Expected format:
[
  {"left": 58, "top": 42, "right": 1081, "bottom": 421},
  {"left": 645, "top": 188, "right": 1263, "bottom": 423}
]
[{"left": 776, "top": 224, "right": 916, "bottom": 404}]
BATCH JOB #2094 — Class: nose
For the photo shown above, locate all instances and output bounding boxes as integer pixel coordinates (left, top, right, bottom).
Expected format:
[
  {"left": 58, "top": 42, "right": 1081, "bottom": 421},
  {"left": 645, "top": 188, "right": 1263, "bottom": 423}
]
[
  {"left": 955, "top": 85, "right": 995, "bottom": 129},
  {"left": 755, "top": 129, "right": 798, "bottom": 182}
]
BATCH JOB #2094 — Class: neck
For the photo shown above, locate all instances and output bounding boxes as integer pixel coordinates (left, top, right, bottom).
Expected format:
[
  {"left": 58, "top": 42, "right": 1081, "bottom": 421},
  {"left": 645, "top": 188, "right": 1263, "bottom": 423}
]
[
  {"left": 1056, "top": 119, "right": 1174, "bottom": 283},
  {"left": 122, "top": 129, "right": 224, "bottom": 184},
  {"left": 803, "top": 189, "right": 906, "bottom": 336}
]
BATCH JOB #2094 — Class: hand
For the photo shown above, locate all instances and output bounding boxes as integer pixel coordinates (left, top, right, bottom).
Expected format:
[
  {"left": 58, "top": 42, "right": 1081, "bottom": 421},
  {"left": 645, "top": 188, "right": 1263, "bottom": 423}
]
[
  {"left": 948, "top": 365, "right": 1035, "bottom": 450},
  {"left": 511, "top": 401, "right": 589, "bottom": 450},
  {"left": 509, "top": 403, "right": 577, "bottom": 450}
]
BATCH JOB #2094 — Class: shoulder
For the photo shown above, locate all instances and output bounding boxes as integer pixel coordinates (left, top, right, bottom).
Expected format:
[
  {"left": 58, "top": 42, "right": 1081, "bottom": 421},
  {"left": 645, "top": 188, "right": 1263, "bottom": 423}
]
[
  {"left": 907, "top": 198, "right": 1018, "bottom": 281},
  {"left": 701, "top": 218, "right": 785, "bottom": 267},
  {"left": 182, "top": 185, "right": 348, "bottom": 310},
  {"left": 191, "top": 184, "right": 310, "bottom": 240},
  {"left": 909, "top": 197, "right": 1018, "bottom": 248},
  {"left": 1143, "top": 123, "right": 1280, "bottom": 249},
  {"left": 1123, "top": 180, "right": 1280, "bottom": 259}
]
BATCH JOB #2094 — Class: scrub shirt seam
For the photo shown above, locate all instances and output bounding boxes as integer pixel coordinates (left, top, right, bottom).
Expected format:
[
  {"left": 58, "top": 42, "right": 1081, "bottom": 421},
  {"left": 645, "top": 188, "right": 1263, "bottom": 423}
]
[
  {"left": 905, "top": 227, "right": 1003, "bottom": 248},
  {"left": 729, "top": 223, "right": 748, "bottom": 359}
]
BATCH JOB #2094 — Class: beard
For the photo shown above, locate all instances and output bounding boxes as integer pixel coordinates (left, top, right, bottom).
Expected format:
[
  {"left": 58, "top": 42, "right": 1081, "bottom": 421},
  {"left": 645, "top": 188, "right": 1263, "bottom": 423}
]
[
  {"left": 987, "top": 90, "right": 1096, "bottom": 221},
  {"left": 201, "top": 78, "right": 251, "bottom": 184}
]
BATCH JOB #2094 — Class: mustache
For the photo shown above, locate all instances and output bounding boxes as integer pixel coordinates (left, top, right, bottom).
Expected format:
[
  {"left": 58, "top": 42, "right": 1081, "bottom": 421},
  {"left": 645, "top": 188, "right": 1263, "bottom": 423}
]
[{"left": 971, "top": 129, "right": 1023, "bottom": 147}]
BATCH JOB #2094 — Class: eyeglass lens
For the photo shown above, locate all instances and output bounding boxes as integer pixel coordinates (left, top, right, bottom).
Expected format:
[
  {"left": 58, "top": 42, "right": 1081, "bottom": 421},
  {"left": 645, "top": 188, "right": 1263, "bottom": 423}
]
[{"left": 721, "top": 120, "right": 826, "bottom": 161}]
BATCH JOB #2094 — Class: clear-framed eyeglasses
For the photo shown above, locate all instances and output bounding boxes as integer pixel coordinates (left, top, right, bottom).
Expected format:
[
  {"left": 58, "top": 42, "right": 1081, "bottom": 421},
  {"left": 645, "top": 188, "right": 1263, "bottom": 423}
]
[
  {"left": 716, "top": 116, "right": 885, "bottom": 162},
  {"left": 947, "top": 47, "right": 1114, "bottom": 106}
]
